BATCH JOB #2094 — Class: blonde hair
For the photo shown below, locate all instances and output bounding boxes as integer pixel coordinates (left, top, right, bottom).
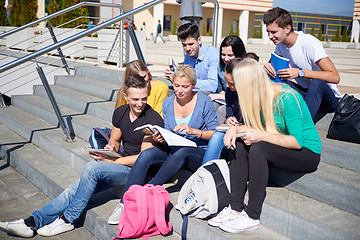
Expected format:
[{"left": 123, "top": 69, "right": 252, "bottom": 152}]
[
  {"left": 233, "top": 58, "right": 279, "bottom": 134},
  {"left": 173, "top": 64, "right": 196, "bottom": 86},
  {"left": 115, "top": 60, "right": 152, "bottom": 109}
]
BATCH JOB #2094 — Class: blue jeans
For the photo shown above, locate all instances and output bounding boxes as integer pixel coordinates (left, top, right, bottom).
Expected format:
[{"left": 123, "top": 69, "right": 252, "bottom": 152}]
[
  {"left": 202, "top": 131, "right": 226, "bottom": 165},
  {"left": 287, "top": 79, "right": 339, "bottom": 119},
  {"left": 121, "top": 145, "right": 205, "bottom": 201},
  {"left": 32, "top": 161, "right": 131, "bottom": 229},
  {"left": 154, "top": 32, "right": 165, "bottom": 43}
]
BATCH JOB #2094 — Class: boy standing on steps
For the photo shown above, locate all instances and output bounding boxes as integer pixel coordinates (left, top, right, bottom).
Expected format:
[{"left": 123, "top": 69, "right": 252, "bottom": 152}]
[
  {"left": 0, "top": 75, "right": 164, "bottom": 238},
  {"left": 164, "top": 23, "right": 219, "bottom": 93},
  {"left": 263, "top": 7, "right": 341, "bottom": 121}
]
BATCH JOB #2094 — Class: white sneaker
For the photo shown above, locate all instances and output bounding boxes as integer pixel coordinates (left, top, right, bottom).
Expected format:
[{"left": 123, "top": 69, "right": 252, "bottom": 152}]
[
  {"left": 220, "top": 211, "right": 260, "bottom": 233},
  {"left": 0, "top": 219, "right": 35, "bottom": 237},
  {"left": 37, "top": 217, "right": 74, "bottom": 236},
  {"left": 208, "top": 206, "right": 236, "bottom": 227},
  {"left": 108, "top": 202, "right": 124, "bottom": 225}
]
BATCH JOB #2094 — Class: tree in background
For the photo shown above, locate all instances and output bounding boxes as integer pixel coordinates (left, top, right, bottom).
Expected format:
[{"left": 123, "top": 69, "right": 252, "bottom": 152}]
[
  {"left": 310, "top": 26, "right": 315, "bottom": 36},
  {"left": 172, "top": 19, "right": 177, "bottom": 35},
  {"left": 252, "top": 27, "right": 258, "bottom": 38},
  {"left": 259, "top": 25, "right": 263, "bottom": 38},
  {"left": 202, "top": 24, "right": 206, "bottom": 36},
  {"left": 208, "top": 22, "right": 213, "bottom": 36},
  {"left": 20, "top": 0, "right": 38, "bottom": 25},
  {"left": 229, "top": 22, "right": 234, "bottom": 35},
  {"left": 0, "top": 0, "right": 9, "bottom": 26},
  {"left": 10, "top": 0, "right": 21, "bottom": 26},
  {"left": 341, "top": 27, "right": 348, "bottom": 42},
  {"left": 235, "top": 21, "right": 239, "bottom": 36},
  {"left": 48, "top": 0, "right": 64, "bottom": 27},
  {"left": 334, "top": 26, "right": 340, "bottom": 42},
  {"left": 317, "top": 25, "right": 323, "bottom": 41},
  {"left": 60, "top": 0, "right": 88, "bottom": 28}
]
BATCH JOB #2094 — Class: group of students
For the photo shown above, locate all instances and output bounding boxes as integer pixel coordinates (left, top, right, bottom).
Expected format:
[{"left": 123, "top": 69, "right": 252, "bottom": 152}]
[{"left": 0, "top": 7, "right": 338, "bottom": 237}]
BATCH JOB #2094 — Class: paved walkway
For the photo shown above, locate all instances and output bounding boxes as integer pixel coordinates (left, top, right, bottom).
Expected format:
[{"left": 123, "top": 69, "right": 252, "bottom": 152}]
[
  {"left": 145, "top": 40, "right": 360, "bottom": 98},
  {"left": 0, "top": 159, "right": 96, "bottom": 240}
]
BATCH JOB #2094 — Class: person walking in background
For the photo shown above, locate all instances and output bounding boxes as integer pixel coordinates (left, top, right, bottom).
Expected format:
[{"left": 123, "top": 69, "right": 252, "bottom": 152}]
[
  {"left": 141, "top": 22, "right": 146, "bottom": 31},
  {"left": 154, "top": 20, "right": 165, "bottom": 44},
  {"left": 176, "top": 0, "right": 203, "bottom": 26}
]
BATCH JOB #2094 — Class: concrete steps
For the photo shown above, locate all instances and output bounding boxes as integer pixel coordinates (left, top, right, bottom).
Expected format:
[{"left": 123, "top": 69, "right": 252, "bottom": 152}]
[{"left": 0, "top": 65, "right": 359, "bottom": 240}]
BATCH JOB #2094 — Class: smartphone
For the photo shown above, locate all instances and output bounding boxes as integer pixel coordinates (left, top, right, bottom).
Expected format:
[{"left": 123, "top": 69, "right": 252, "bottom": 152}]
[{"left": 168, "top": 58, "right": 177, "bottom": 72}]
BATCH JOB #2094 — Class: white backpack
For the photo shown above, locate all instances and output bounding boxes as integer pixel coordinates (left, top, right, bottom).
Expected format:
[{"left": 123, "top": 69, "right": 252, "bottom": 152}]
[{"left": 176, "top": 159, "right": 230, "bottom": 219}]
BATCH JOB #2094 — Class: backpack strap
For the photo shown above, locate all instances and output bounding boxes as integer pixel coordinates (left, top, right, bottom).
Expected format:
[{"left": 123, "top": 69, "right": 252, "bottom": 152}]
[
  {"left": 152, "top": 185, "right": 172, "bottom": 235},
  {"left": 203, "top": 163, "right": 230, "bottom": 213},
  {"left": 133, "top": 186, "right": 148, "bottom": 236}
]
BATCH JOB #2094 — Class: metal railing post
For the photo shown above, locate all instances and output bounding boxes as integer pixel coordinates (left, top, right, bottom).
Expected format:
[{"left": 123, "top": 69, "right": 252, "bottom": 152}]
[
  {"left": 47, "top": 23, "right": 71, "bottom": 76},
  {"left": 35, "top": 62, "right": 74, "bottom": 142},
  {"left": 127, "top": 25, "right": 146, "bottom": 64}
]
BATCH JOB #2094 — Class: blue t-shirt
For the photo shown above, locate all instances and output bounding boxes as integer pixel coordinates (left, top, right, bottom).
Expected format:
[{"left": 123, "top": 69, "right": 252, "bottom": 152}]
[{"left": 184, "top": 44, "right": 220, "bottom": 93}]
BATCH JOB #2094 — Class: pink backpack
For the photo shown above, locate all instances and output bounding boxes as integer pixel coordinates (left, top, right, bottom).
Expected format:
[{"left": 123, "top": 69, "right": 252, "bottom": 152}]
[{"left": 114, "top": 184, "right": 173, "bottom": 240}]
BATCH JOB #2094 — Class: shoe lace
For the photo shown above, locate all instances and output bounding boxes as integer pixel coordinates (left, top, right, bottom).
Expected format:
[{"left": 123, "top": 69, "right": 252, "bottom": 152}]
[{"left": 112, "top": 203, "right": 123, "bottom": 213}]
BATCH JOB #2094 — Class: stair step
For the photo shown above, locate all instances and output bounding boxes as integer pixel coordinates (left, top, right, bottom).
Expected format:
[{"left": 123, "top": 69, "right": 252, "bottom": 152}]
[
  {"left": 12, "top": 94, "right": 111, "bottom": 141},
  {"left": 0, "top": 105, "right": 90, "bottom": 173},
  {"left": 33, "top": 84, "right": 115, "bottom": 122},
  {"left": 55, "top": 75, "right": 120, "bottom": 101},
  {"left": 0, "top": 123, "right": 120, "bottom": 239},
  {"left": 74, "top": 66, "right": 125, "bottom": 85}
]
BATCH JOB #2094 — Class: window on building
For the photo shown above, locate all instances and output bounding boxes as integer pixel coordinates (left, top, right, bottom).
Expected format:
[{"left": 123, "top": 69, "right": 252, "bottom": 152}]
[
  {"left": 297, "top": 22, "right": 305, "bottom": 33},
  {"left": 321, "top": 24, "right": 327, "bottom": 35},
  {"left": 163, "top": 15, "right": 171, "bottom": 31},
  {"left": 207, "top": 18, "right": 213, "bottom": 34}
]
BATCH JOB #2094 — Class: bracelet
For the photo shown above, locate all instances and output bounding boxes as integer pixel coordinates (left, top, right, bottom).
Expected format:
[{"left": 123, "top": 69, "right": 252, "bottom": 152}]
[{"left": 199, "top": 130, "right": 203, "bottom": 138}]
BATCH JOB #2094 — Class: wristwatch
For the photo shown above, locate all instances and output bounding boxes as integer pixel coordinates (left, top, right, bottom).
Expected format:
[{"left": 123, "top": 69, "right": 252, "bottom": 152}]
[{"left": 298, "top": 68, "right": 305, "bottom": 78}]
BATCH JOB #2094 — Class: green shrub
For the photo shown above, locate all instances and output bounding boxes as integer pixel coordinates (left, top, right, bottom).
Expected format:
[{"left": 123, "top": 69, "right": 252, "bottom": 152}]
[
  {"left": 0, "top": 0, "right": 9, "bottom": 26},
  {"left": 229, "top": 22, "right": 234, "bottom": 35},
  {"left": 48, "top": 0, "right": 64, "bottom": 27},
  {"left": 259, "top": 25, "right": 263, "bottom": 38},
  {"left": 341, "top": 28, "right": 348, "bottom": 42},
  {"left": 335, "top": 26, "right": 340, "bottom": 42},
  {"left": 20, "top": 0, "right": 38, "bottom": 25},
  {"left": 310, "top": 26, "right": 315, "bottom": 36},
  {"left": 317, "top": 25, "right": 323, "bottom": 41},
  {"left": 60, "top": 0, "right": 88, "bottom": 28},
  {"left": 172, "top": 19, "right": 177, "bottom": 35},
  {"left": 208, "top": 23, "right": 213, "bottom": 36},
  {"left": 202, "top": 24, "right": 206, "bottom": 36},
  {"left": 235, "top": 21, "right": 239, "bottom": 36},
  {"left": 10, "top": 0, "right": 21, "bottom": 26},
  {"left": 252, "top": 27, "right": 258, "bottom": 38}
]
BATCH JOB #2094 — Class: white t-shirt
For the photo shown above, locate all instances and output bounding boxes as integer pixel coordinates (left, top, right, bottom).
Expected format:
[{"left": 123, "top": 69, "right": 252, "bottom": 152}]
[{"left": 275, "top": 31, "right": 341, "bottom": 98}]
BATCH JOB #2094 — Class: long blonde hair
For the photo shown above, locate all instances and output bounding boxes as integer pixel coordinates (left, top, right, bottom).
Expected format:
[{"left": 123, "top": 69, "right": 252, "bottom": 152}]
[
  {"left": 232, "top": 58, "right": 279, "bottom": 134},
  {"left": 115, "top": 60, "right": 152, "bottom": 109}
]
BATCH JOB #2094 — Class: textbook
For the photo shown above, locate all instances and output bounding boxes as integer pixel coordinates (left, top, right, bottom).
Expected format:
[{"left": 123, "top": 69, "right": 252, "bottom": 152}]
[
  {"left": 270, "top": 52, "right": 289, "bottom": 83},
  {"left": 87, "top": 148, "right": 122, "bottom": 158},
  {"left": 134, "top": 124, "right": 197, "bottom": 147}
]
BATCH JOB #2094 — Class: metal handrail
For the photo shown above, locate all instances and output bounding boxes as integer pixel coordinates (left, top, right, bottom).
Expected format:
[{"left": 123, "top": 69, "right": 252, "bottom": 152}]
[
  {"left": 0, "top": 0, "right": 219, "bottom": 73},
  {"left": 0, "top": 2, "right": 123, "bottom": 39}
]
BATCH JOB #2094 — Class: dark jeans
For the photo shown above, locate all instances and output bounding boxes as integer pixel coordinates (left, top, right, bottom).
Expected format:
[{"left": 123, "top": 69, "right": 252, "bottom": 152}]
[
  {"left": 121, "top": 145, "right": 206, "bottom": 201},
  {"left": 230, "top": 140, "right": 320, "bottom": 220},
  {"left": 287, "top": 79, "right": 339, "bottom": 119}
]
